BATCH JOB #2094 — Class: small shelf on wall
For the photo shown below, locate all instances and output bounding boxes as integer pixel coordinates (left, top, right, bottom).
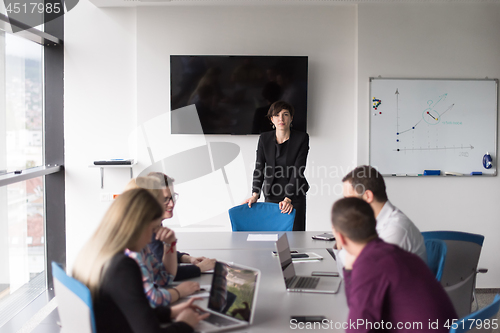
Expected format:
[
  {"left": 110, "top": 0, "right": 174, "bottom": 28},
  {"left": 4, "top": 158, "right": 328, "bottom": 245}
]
[{"left": 89, "top": 162, "right": 137, "bottom": 189}]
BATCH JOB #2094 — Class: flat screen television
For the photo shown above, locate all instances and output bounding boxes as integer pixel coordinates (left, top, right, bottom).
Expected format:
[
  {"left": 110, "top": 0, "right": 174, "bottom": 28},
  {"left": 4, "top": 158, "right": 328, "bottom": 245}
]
[{"left": 170, "top": 55, "right": 308, "bottom": 135}]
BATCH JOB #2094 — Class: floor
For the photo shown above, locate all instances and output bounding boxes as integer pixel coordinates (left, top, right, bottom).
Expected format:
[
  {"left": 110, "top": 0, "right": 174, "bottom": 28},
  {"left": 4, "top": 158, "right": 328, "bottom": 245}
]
[{"left": 475, "top": 290, "right": 500, "bottom": 333}]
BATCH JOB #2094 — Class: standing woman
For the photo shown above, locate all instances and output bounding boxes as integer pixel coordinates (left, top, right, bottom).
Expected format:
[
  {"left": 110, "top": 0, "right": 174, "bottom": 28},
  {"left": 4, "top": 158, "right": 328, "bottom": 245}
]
[
  {"left": 244, "top": 100, "right": 310, "bottom": 231},
  {"left": 72, "top": 189, "right": 208, "bottom": 333}
]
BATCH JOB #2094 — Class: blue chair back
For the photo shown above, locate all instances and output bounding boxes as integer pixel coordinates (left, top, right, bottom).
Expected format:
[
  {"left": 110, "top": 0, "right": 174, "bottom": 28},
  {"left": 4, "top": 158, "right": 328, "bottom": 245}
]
[
  {"left": 422, "top": 231, "right": 485, "bottom": 319},
  {"left": 450, "top": 294, "right": 500, "bottom": 333},
  {"left": 422, "top": 231, "right": 484, "bottom": 246},
  {"left": 52, "top": 262, "right": 96, "bottom": 333},
  {"left": 229, "top": 202, "right": 295, "bottom": 231},
  {"left": 425, "top": 239, "right": 447, "bottom": 281}
]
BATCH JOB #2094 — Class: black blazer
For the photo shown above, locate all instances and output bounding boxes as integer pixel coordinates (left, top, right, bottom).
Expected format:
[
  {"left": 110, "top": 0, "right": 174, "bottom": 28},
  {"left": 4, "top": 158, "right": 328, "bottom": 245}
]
[
  {"left": 94, "top": 254, "right": 193, "bottom": 333},
  {"left": 252, "top": 129, "right": 309, "bottom": 200}
]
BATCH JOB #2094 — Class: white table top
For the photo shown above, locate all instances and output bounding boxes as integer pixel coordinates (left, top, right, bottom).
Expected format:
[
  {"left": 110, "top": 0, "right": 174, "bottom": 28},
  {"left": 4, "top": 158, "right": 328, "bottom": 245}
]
[
  {"left": 175, "top": 232, "right": 348, "bottom": 332},
  {"left": 176, "top": 231, "right": 337, "bottom": 251}
]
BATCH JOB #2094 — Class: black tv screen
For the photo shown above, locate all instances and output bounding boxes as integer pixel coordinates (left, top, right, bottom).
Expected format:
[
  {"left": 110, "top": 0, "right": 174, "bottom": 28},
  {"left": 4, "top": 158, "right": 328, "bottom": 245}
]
[{"left": 170, "top": 55, "right": 308, "bottom": 135}]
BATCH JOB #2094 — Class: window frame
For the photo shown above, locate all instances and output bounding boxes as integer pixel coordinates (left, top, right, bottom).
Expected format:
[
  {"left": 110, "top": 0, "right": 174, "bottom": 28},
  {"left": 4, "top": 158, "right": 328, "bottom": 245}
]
[{"left": 0, "top": 11, "right": 64, "bottom": 291}]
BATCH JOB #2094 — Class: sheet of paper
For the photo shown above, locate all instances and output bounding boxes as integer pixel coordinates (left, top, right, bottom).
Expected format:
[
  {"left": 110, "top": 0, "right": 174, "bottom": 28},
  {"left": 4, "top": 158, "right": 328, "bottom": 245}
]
[
  {"left": 293, "top": 259, "right": 323, "bottom": 263},
  {"left": 247, "top": 234, "right": 279, "bottom": 241}
]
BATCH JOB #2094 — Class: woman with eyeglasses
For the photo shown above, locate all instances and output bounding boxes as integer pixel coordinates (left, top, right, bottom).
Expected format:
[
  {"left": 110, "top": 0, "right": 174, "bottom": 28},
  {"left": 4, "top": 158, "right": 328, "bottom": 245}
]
[
  {"left": 123, "top": 177, "right": 206, "bottom": 308},
  {"left": 147, "top": 172, "right": 216, "bottom": 280},
  {"left": 72, "top": 188, "right": 208, "bottom": 333}
]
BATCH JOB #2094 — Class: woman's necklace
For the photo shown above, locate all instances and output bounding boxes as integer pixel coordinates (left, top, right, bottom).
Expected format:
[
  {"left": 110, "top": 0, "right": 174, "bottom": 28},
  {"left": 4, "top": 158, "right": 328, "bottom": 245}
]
[{"left": 276, "top": 131, "right": 290, "bottom": 144}]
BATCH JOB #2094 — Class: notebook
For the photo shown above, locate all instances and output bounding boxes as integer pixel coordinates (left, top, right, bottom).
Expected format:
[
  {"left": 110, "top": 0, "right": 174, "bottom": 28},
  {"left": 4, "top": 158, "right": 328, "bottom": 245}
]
[
  {"left": 195, "top": 261, "right": 260, "bottom": 333},
  {"left": 275, "top": 234, "right": 342, "bottom": 294}
]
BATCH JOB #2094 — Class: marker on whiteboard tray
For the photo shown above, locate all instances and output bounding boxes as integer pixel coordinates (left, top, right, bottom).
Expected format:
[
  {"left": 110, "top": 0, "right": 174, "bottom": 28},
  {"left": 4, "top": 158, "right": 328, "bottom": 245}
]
[
  {"left": 423, "top": 170, "right": 441, "bottom": 176},
  {"left": 444, "top": 171, "right": 463, "bottom": 176},
  {"left": 471, "top": 172, "right": 483, "bottom": 176},
  {"left": 407, "top": 174, "right": 422, "bottom": 176},
  {"left": 395, "top": 173, "right": 406, "bottom": 177}
]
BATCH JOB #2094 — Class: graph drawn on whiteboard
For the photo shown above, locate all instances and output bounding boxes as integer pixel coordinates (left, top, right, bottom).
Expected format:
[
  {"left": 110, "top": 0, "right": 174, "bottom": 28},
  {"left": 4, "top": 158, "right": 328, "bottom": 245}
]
[{"left": 369, "top": 78, "right": 497, "bottom": 176}]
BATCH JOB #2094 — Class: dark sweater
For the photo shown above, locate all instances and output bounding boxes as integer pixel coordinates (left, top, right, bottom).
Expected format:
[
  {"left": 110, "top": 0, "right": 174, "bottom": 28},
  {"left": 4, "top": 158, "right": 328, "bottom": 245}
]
[
  {"left": 344, "top": 238, "right": 457, "bottom": 333},
  {"left": 94, "top": 253, "right": 193, "bottom": 333},
  {"left": 252, "top": 129, "right": 309, "bottom": 200}
]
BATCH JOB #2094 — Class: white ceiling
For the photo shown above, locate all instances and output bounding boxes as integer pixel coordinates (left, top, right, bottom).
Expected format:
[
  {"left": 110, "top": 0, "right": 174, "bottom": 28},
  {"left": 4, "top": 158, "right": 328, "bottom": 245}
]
[{"left": 89, "top": 0, "right": 500, "bottom": 9}]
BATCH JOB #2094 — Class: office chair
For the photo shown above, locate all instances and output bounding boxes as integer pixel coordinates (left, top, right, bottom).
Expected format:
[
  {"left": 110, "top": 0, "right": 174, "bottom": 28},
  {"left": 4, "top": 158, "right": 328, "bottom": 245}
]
[
  {"left": 52, "top": 262, "right": 96, "bottom": 333},
  {"left": 228, "top": 202, "right": 295, "bottom": 231},
  {"left": 425, "top": 239, "right": 447, "bottom": 282},
  {"left": 449, "top": 294, "right": 500, "bottom": 333},
  {"left": 422, "top": 231, "right": 487, "bottom": 319}
]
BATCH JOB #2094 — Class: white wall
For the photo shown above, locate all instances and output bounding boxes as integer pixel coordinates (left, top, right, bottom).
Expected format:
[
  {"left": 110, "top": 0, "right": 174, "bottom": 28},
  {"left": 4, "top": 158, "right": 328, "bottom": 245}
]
[
  {"left": 135, "top": 5, "right": 357, "bottom": 230},
  {"left": 64, "top": 0, "right": 137, "bottom": 270},
  {"left": 357, "top": 3, "right": 500, "bottom": 288}
]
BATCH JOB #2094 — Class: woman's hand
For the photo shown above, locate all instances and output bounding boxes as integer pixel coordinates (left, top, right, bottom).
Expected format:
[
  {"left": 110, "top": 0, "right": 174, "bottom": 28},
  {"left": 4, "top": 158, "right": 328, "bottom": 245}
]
[
  {"left": 242, "top": 193, "right": 259, "bottom": 208},
  {"left": 196, "top": 258, "right": 216, "bottom": 272},
  {"left": 155, "top": 226, "right": 176, "bottom": 244},
  {"left": 183, "top": 255, "right": 206, "bottom": 265},
  {"left": 176, "top": 308, "right": 210, "bottom": 328},
  {"left": 170, "top": 297, "right": 202, "bottom": 319},
  {"left": 175, "top": 281, "right": 200, "bottom": 298},
  {"left": 279, "top": 197, "right": 293, "bottom": 214}
]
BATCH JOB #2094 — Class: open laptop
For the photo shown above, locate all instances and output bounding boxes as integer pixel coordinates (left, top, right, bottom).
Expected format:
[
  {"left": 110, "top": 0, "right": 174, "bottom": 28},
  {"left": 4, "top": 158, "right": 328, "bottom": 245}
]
[
  {"left": 275, "top": 234, "right": 342, "bottom": 294},
  {"left": 195, "top": 261, "right": 261, "bottom": 333}
]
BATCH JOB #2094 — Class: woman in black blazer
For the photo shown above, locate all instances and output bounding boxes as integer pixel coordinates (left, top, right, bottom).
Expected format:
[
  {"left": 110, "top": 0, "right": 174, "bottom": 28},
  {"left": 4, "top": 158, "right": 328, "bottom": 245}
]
[{"left": 244, "top": 101, "right": 309, "bottom": 231}]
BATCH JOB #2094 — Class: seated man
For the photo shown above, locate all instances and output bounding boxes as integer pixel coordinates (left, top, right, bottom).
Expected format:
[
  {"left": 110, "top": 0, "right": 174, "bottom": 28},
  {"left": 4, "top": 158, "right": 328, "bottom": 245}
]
[
  {"left": 336, "top": 165, "right": 426, "bottom": 274},
  {"left": 331, "top": 197, "right": 457, "bottom": 332}
]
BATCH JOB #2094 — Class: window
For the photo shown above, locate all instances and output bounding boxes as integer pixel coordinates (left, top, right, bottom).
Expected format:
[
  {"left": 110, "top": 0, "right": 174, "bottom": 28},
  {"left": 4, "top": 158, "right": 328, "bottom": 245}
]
[
  {"left": 3, "top": 32, "right": 44, "bottom": 175},
  {"left": 0, "top": 13, "right": 63, "bottom": 328},
  {"left": 0, "top": 178, "right": 46, "bottom": 327}
]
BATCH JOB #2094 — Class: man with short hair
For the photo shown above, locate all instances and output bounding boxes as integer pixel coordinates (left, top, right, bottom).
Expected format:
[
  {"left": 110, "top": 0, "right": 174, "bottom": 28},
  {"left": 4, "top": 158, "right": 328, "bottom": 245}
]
[
  {"left": 331, "top": 197, "right": 456, "bottom": 332},
  {"left": 337, "top": 165, "right": 426, "bottom": 272}
]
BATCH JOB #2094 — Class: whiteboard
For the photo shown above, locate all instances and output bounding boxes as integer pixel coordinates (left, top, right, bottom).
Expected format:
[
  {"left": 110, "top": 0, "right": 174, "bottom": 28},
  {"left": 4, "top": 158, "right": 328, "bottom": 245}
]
[{"left": 369, "top": 78, "right": 498, "bottom": 176}]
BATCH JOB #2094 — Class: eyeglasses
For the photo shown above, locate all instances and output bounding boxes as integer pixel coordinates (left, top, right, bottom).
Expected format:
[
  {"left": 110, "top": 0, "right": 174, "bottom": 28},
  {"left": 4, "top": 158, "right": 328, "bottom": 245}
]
[{"left": 165, "top": 193, "right": 179, "bottom": 204}]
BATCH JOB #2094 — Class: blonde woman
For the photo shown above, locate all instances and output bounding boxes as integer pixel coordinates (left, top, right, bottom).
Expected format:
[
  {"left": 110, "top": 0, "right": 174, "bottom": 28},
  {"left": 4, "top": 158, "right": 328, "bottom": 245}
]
[
  {"left": 72, "top": 189, "right": 208, "bottom": 333},
  {"left": 123, "top": 177, "right": 200, "bottom": 307}
]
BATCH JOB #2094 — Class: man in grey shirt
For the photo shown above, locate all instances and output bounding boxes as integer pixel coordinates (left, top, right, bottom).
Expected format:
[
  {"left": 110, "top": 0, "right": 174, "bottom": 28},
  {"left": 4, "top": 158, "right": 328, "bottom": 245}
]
[{"left": 335, "top": 165, "right": 427, "bottom": 276}]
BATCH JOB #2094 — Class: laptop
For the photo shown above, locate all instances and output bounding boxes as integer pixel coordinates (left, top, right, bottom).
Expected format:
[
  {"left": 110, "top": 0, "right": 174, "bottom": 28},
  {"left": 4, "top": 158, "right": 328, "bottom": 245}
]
[
  {"left": 275, "top": 234, "right": 342, "bottom": 294},
  {"left": 195, "top": 261, "right": 261, "bottom": 333}
]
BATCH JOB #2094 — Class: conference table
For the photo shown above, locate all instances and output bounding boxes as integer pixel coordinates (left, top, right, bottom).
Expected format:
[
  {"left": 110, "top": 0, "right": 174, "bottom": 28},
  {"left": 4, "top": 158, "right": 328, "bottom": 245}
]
[{"left": 176, "top": 231, "right": 349, "bottom": 332}]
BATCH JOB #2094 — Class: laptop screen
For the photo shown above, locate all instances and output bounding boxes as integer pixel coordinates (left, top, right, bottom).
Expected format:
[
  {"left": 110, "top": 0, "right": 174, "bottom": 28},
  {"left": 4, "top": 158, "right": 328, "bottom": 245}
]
[
  {"left": 208, "top": 262, "right": 258, "bottom": 323},
  {"left": 275, "top": 233, "right": 296, "bottom": 281}
]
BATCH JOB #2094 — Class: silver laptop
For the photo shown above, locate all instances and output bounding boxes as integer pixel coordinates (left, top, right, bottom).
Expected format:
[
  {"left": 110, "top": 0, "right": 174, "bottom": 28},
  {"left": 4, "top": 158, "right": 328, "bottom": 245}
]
[
  {"left": 275, "top": 234, "right": 342, "bottom": 294},
  {"left": 195, "top": 261, "right": 260, "bottom": 333}
]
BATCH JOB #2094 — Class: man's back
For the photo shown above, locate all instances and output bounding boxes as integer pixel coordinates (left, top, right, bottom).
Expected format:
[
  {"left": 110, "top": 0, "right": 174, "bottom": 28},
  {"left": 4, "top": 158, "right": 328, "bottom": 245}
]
[
  {"left": 376, "top": 201, "right": 427, "bottom": 263},
  {"left": 344, "top": 238, "right": 456, "bottom": 333}
]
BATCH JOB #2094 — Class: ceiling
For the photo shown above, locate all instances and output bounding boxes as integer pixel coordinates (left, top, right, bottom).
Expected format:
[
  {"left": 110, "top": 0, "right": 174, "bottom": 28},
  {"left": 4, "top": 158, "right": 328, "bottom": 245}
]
[{"left": 89, "top": 0, "right": 500, "bottom": 9}]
